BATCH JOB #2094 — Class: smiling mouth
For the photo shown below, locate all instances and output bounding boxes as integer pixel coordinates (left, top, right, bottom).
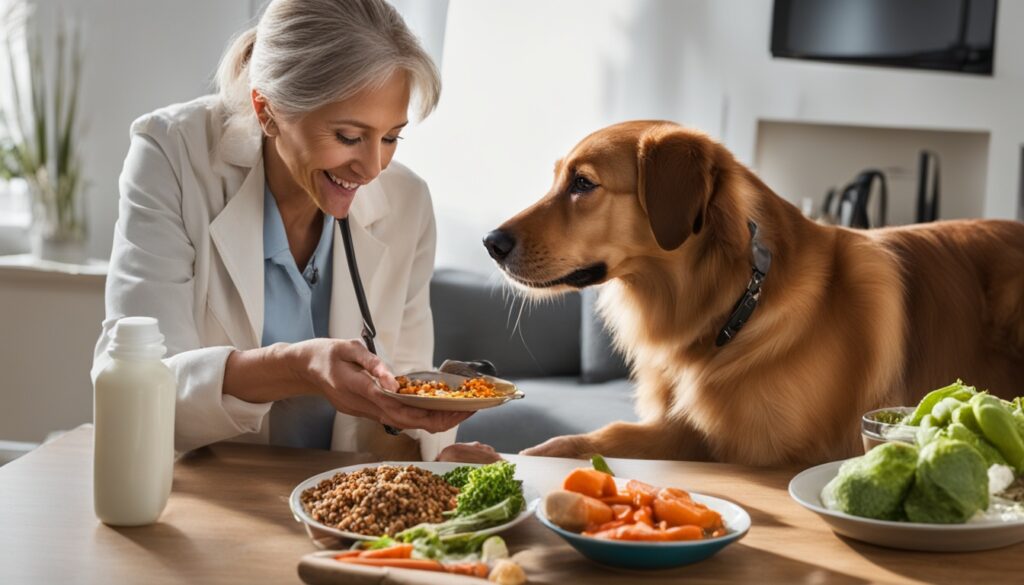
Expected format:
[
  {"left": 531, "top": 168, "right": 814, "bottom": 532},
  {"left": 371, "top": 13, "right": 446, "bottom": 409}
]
[
  {"left": 506, "top": 262, "right": 608, "bottom": 289},
  {"left": 324, "top": 170, "right": 361, "bottom": 192}
]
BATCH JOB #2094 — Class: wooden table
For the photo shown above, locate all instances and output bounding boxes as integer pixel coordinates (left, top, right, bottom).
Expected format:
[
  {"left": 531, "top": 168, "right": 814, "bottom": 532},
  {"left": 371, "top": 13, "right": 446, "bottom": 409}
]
[{"left": 0, "top": 426, "right": 1018, "bottom": 584}]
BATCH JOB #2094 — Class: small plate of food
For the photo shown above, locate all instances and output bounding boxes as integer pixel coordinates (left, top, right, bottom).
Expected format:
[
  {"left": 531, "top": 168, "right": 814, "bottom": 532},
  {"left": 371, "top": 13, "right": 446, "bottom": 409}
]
[
  {"left": 536, "top": 457, "right": 750, "bottom": 570},
  {"left": 385, "top": 371, "right": 524, "bottom": 412},
  {"left": 790, "top": 380, "right": 1024, "bottom": 551},
  {"left": 290, "top": 460, "right": 540, "bottom": 547}
]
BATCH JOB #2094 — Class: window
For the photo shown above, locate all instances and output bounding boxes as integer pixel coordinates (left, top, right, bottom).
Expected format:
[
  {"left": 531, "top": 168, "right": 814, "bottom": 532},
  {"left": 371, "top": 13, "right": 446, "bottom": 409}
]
[{"left": 0, "top": 0, "right": 30, "bottom": 231}]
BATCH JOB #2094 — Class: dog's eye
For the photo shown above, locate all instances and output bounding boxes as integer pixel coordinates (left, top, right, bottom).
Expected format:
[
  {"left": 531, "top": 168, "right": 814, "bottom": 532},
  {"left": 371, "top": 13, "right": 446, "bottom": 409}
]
[{"left": 570, "top": 175, "right": 598, "bottom": 194}]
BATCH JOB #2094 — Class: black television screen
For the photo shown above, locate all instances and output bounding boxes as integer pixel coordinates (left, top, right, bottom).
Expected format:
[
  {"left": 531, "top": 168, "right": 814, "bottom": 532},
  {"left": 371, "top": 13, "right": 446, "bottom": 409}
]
[{"left": 771, "top": 0, "right": 998, "bottom": 75}]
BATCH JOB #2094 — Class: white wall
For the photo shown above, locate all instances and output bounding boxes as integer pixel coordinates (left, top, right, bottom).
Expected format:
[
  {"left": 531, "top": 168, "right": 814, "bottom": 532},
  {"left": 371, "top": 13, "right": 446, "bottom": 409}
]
[
  {"left": 0, "top": 266, "right": 104, "bottom": 442},
  {"left": 32, "top": 0, "right": 253, "bottom": 259},
  {"left": 394, "top": 0, "right": 1024, "bottom": 273},
  {"left": 396, "top": 0, "right": 697, "bottom": 274}
]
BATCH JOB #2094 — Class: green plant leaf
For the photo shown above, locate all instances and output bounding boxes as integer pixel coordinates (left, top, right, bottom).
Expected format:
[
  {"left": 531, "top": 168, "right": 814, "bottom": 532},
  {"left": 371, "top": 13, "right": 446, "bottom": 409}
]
[{"left": 1, "top": 6, "right": 86, "bottom": 236}]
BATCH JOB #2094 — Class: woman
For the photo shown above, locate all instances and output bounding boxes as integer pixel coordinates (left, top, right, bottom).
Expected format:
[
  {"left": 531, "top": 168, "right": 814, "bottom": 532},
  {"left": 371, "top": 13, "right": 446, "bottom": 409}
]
[{"left": 92, "top": 0, "right": 496, "bottom": 462}]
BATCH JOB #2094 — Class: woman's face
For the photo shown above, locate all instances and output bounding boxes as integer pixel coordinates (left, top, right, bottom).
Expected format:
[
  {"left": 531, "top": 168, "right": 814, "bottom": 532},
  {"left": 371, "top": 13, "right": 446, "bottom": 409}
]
[{"left": 262, "top": 70, "right": 411, "bottom": 218}]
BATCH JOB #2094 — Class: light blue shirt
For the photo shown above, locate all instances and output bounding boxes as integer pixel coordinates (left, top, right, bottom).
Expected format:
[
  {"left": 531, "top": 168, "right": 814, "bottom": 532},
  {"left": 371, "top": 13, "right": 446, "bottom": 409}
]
[{"left": 262, "top": 184, "right": 337, "bottom": 449}]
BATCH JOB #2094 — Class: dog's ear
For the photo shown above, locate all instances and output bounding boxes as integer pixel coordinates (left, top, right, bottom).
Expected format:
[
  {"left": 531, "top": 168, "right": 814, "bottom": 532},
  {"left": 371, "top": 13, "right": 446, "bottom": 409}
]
[{"left": 637, "top": 127, "right": 715, "bottom": 251}]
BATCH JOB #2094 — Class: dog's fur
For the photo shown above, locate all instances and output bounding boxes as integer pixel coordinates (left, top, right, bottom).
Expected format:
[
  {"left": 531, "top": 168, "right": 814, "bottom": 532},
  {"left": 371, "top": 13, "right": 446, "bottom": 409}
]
[{"left": 489, "top": 121, "right": 1024, "bottom": 466}]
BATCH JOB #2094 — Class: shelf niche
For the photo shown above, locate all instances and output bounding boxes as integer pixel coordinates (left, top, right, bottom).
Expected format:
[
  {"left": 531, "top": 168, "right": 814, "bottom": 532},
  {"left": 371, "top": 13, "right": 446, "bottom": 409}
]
[{"left": 753, "top": 120, "right": 990, "bottom": 226}]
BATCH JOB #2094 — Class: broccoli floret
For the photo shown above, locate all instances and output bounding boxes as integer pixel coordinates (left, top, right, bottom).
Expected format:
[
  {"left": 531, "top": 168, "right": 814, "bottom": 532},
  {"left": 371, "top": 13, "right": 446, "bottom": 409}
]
[
  {"left": 443, "top": 465, "right": 475, "bottom": 489},
  {"left": 904, "top": 439, "right": 989, "bottom": 523},
  {"left": 452, "top": 461, "right": 524, "bottom": 517},
  {"left": 824, "top": 441, "right": 918, "bottom": 521}
]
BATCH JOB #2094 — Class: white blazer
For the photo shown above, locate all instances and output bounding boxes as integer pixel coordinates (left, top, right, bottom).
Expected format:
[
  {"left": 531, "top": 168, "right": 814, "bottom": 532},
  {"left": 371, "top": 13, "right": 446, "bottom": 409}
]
[{"left": 92, "top": 95, "right": 456, "bottom": 459}]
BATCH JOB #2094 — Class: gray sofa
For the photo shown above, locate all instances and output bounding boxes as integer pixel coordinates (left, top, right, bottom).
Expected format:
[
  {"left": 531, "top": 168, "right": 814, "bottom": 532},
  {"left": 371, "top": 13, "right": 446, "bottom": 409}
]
[{"left": 429, "top": 268, "right": 637, "bottom": 453}]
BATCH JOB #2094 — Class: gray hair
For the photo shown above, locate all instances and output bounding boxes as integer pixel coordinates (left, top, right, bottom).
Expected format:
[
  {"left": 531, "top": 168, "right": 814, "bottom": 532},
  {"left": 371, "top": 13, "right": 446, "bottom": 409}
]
[{"left": 216, "top": 0, "right": 440, "bottom": 125}]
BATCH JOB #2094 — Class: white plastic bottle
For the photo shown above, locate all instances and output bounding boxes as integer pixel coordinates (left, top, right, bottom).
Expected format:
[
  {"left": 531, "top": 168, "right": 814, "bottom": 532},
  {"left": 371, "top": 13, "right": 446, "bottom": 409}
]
[{"left": 93, "top": 316, "right": 176, "bottom": 526}]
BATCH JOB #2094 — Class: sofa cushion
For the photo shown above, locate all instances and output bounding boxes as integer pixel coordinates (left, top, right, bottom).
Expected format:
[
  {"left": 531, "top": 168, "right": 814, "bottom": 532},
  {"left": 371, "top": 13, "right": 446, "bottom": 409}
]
[
  {"left": 579, "top": 287, "right": 630, "bottom": 383},
  {"left": 455, "top": 377, "right": 637, "bottom": 453},
  {"left": 430, "top": 268, "right": 581, "bottom": 378}
]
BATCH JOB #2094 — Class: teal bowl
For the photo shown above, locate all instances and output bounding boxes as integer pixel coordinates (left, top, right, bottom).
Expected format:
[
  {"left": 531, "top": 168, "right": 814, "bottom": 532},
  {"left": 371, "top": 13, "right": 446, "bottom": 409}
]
[{"left": 536, "top": 492, "right": 750, "bottom": 570}]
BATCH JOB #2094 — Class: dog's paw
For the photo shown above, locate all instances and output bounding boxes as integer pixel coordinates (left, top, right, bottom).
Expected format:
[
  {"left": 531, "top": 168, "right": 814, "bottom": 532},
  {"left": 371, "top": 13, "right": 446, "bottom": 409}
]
[{"left": 520, "top": 435, "right": 595, "bottom": 459}]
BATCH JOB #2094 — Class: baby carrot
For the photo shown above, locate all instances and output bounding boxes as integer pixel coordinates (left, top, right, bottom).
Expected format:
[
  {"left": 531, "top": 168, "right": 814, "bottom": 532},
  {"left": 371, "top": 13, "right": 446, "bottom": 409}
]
[
  {"left": 336, "top": 558, "right": 445, "bottom": 571},
  {"left": 661, "top": 525, "right": 704, "bottom": 541},
  {"left": 611, "top": 504, "right": 633, "bottom": 521},
  {"left": 633, "top": 505, "right": 655, "bottom": 527},
  {"left": 581, "top": 494, "right": 614, "bottom": 527},
  {"left": 445, "top": 562, "right": 490, "bottom": 577},
  {"left": 359, "top": 543, "right": 414, "bottom": 559},
  {"left": 625, "top": 479, "right": 658, "bottom": 507},
  {"left": 544, "top": 490, "right": 614, "bottom": 531},
  {"left": 563, "top": 468, "right": 617, "bottom": 498},
  {"left": 660, "top": 487, "right": 694, "bottom": 502},
  {"left": 600, "top": 494, "right": 634, "bottom": 506},
  {"left": 653, "top": 493, "right": 722, "bottom": 529},
  {"left": 583, "top": 519, "right": 628, "bottom": 535}
]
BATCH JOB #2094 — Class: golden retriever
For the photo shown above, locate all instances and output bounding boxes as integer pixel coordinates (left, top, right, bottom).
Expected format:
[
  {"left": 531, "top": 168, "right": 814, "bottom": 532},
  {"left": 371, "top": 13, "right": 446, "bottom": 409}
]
[{"left": 483, "top": 121, "right": 1024, "bottom": 466}]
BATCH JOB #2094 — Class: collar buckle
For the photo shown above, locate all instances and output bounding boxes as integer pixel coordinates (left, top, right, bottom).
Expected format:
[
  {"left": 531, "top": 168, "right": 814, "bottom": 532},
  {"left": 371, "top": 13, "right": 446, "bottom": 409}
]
[{"left": 715, "top": 221, "right": 771, "bottom": 347}]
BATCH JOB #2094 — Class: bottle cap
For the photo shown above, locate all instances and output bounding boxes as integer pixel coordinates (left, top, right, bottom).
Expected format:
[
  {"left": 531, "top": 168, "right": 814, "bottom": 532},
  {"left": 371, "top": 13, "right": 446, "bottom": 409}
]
[{"left": 109, "top": 317, "right": 166, "bottom": 359}]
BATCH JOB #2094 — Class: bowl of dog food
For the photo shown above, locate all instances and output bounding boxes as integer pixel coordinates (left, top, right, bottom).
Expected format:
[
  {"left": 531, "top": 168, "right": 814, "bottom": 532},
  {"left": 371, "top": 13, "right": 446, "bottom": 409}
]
[
  {"left": 860, "top": 406, "right": 916, "bottom": 452},
  {"left": 384, "top": 371, "right": 524, "bottom": 412},
  {"left": 290, "top": 460, "right": 539, "bottom": 547}
]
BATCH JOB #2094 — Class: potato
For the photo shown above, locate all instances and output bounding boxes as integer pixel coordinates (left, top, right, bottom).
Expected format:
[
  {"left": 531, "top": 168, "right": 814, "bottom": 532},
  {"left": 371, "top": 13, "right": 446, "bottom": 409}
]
[{"left": 543, "top": 489, "right": 612, "bottom": 532}]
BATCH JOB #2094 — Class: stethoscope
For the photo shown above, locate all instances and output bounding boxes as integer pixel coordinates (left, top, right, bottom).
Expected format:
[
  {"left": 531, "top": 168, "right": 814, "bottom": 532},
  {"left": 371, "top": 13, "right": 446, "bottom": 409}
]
[
  {"left": 337, "top": 216, "right": 402, "bottom": 435},
  {"left": 337, "top": 217, "right": 377, "bottom": 354}
]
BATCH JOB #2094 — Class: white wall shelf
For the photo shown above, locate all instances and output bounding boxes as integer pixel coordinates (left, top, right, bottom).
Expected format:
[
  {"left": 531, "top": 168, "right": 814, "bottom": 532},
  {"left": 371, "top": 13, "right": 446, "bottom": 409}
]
[{"left": 754, "top": 120, "right": 990, "bottom": 226}]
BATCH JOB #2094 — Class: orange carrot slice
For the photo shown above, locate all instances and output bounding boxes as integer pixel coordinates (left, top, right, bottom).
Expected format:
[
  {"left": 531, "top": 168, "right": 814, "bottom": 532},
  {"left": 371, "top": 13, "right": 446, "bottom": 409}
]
[
  {"left": 359, "top": 543, "right": 414, "bottom": 559},
  {"left": 660, "top": 525, "right": 704, "bottom": 541},
  {"left": 336, "top": 558, "right": 446, "bottom": 571},
  {"left": 625, "top": 479, "right": 658, "bottom": 507},
  {"left": 583, "top": 519, "right": 628, "bottom": 535},
  {"left": 445, "top": 562, "right": 490, "bottom": 577},
  {"left": 563, "top": 468, "right": 617, "bottom": 498},
  {"left": 653, "top": 491, "right": 722, "bottom": 530},
  {"left": 600, "top": 494, "right": 634, "bottom": 506},
  {"left": 611, "top": 504, "right": 633, "bottom": 521},
  {"left": 633, "top": 505, "right": 655, "bottom": 527}
]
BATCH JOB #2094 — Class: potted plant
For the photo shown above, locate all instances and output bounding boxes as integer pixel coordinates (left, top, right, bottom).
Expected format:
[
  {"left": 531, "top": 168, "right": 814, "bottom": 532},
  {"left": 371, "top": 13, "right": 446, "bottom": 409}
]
[{"left": 0, "top": 5, "right": 86, "bottom": 263}]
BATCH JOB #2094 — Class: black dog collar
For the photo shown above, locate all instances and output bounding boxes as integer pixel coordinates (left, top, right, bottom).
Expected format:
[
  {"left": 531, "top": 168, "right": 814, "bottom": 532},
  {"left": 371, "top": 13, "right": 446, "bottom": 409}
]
[{"left": 715, "top": 220, "right": 772, "bottom": 347}]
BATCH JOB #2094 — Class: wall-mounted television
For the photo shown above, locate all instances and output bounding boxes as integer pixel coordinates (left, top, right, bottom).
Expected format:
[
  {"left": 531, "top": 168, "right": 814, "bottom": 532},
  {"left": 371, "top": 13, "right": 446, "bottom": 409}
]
[{"left": 771, "top": 0, "right": 998, "bottom": 75}]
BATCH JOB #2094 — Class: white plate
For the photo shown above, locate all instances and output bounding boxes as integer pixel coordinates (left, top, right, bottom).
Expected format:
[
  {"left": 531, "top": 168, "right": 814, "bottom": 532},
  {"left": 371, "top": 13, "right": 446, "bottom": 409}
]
[
  {"left": 385, "top": 371, "right": 525, "bottom": 412},
  {"left": 290, "top": 461, "right": 539, "bottom": 548},
  {"left": 789, "top": 460, "right": 1024, "bottom": 552}
]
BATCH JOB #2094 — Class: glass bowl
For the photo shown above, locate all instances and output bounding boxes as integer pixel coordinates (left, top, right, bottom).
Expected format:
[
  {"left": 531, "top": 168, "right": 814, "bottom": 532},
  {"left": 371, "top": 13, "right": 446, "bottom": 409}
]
[{"left": 861, "top": 406, "right": 916, "bottom": 452}]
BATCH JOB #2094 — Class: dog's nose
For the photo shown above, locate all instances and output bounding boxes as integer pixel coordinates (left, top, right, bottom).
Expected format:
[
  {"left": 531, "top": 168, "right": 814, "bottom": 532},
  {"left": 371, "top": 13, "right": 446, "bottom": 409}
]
[{"left": 483, "top": 230, "right": 516, "bottom": 261}]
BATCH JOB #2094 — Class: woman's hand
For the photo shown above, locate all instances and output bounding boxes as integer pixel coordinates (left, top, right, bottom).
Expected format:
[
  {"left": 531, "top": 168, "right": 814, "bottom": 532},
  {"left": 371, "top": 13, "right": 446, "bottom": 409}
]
[
  {"left": 288, "top": 338, "right": 472, "bottom": 433},
  {"left": 224, "top": 339, "right": 472, "bottom": 433},
  {"left": 436, "top": 441, "right": 502, "bottom": 463}
]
